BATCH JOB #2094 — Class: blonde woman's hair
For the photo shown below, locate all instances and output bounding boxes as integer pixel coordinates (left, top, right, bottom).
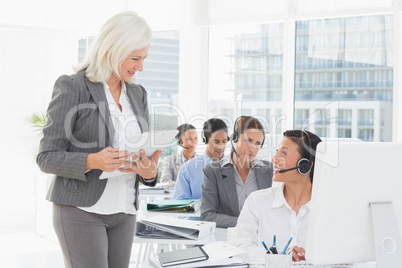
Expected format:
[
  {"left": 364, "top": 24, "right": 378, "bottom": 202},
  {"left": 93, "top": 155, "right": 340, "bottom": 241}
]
[{"left": 75, "top": 11, "right": 152, "bottom": 83}]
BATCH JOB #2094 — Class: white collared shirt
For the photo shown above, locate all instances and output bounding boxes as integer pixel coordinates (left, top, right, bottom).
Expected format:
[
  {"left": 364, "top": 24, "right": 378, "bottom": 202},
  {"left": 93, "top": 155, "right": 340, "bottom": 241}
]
[
  {"left": 78, "top": 81, "right": 141, "bottom": 215},
  {"left": 232, "top": 183, "right": 311, "bottom": 264}
]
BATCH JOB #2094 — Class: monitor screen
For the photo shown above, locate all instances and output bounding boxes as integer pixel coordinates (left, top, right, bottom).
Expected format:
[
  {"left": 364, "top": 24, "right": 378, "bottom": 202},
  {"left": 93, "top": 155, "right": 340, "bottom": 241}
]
[{"left": 306, "top": 142, "right": 402, "bottom": 265}]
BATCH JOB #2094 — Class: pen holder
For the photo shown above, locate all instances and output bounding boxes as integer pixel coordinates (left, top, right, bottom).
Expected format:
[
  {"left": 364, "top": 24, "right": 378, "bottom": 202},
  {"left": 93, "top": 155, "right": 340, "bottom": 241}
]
[{"left": 265, "top": 254, "right": 291, "bottom": 268}]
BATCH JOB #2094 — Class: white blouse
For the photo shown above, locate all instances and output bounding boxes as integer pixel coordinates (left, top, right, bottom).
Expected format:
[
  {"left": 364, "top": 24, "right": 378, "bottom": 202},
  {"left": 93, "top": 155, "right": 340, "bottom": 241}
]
[
  {"left": 232, "top": 183, "right": 311, "bottom": 264},
  {"left": 78, "top": 82, "right": 141, "bottom": 215}
]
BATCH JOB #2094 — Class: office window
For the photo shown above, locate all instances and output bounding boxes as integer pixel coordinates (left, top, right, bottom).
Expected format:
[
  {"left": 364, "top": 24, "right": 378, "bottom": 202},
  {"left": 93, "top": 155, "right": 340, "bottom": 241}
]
[
  {"left": 294, "top": 15, "right": 393, "bottom": 141},
  {"left": 295, "top": 109, "right": 310, "bottom": 130},
  {"left": 358, "top": 129, "right": 374, "bottom": 141},
  {"left": 338, "top": 109, "right": 352, "bottom": 126},
  {"left": 314, "top": 109, "right": 331, "bottom": 137},
  {"left": 358, "top": 109, "right": 374, "bottom": 126},
  {"left": 135, "top": 30, "right": 180, "bottom": 161},
  {"left": 208, "top": 23, "right": 284, "bottom": 132},
  {"left": 294, "top": 0, "right": 393, "bottom": 13},
  {"left": 137, "top": 30, "right": 180, "bottom": 132},
  {"left": 338, "top": 128, "right": 352, "bottom": 138}
]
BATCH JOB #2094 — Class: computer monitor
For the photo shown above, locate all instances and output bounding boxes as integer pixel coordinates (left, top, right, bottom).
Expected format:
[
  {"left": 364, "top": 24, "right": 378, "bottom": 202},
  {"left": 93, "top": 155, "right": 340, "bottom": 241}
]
[{"left": 306, "top": 142, "right": 402, "bottom": 267}]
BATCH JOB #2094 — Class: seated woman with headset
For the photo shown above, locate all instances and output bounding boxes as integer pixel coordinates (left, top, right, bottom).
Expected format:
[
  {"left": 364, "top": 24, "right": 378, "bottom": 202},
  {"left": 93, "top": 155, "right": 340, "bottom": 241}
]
[
  {"left": 160, "top": 124, "right": 198, "bottom": 190},
  {"left": 232, "top": 130, "right": 322, "bottom": 264},
  {"left": 200, "top": 116, "right": 273, "bottom": 228}
]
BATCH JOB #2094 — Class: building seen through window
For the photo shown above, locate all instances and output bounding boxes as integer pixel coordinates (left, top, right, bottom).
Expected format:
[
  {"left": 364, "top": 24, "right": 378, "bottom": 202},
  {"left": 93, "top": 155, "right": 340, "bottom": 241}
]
[
  {"left": 294, "top": 15, "right": 393, "bottom": 141},
  {"left": 208, "top": 14, "right": 393, "bottom": 141},
  {"left": 208, "top": 23, "right": 284, "bottom": 135}
]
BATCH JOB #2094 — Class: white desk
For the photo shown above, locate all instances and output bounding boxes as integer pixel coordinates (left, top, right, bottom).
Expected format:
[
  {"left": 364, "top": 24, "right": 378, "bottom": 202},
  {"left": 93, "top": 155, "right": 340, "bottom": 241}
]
[
  {"left": 142, "top": 259, "right": 373, "bottom": 268},
  {"left": 133, "top": 228, "right": 227, "bottom": 268}
]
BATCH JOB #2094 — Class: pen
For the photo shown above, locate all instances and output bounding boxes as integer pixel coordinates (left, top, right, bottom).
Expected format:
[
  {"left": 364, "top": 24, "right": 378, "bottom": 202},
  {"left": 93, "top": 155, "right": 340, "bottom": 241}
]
[
  {"left": 270, "top": 235, "right": 278, "bottom": 254},
  {"left": 261, "top": 241, "right": 271, "bottom": 254},
  {"left": 269, "top": 246, "right": 278, "bottom": 254},
  {"left": 281, "top": 237, "right": 293, "bottom": 254}
]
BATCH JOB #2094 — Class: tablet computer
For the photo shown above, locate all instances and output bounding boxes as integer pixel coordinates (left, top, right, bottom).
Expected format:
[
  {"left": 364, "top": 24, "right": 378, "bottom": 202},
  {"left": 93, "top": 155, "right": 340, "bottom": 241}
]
[{"left": 99, "top": 130, "right": 178, "bottom": 179}]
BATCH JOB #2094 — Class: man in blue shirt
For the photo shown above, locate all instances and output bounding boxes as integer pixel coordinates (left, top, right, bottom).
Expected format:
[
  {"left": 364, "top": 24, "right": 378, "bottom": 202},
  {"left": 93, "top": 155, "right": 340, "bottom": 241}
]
[{"left": 172, "top": 118, "right": 229, "bottom": 200}]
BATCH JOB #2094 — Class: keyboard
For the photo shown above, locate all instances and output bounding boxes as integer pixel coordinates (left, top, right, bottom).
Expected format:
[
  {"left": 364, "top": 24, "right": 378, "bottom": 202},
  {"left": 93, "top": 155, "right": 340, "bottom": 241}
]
[{"left": 292, "top": 261, "right": 353, "bottom": 267}]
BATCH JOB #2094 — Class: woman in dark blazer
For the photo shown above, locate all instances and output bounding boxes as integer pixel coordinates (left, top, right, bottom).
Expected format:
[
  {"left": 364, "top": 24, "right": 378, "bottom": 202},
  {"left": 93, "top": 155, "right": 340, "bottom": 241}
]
[
  {"left": 37, "top": 12, "right": 160, "bottom": 268},
  {"left": 201, "top": 116, "right": 273, "bottom": 228}
]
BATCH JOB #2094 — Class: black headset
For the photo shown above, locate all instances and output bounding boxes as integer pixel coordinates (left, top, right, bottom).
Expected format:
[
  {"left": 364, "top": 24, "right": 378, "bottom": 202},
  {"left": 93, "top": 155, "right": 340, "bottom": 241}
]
[
  {"left": 175, "top": 124, "right": 194, "bottom": 149},
  {"left": 278, "top": 130, "right": 312, "bottom": 175},
  {"left": 298, "top": 130, "right": 313, "bottom": 175},
  {"left": 175, "top": 127, "right": 184, "bottom": 146},
  {"left": 177, "top": 137, "right": 188, "bottom": 148},
  {"left": 230, "top": 116, "right": 265, "bottom": 158},
  {"left": 201, "top": 124, "right": 207, "bottom": 144},
  {"left": 201, "top": 120, "right": 230, "bottom": 144},
  {"left": 231, "top": 116, "right": 265, "bottom": 147}
]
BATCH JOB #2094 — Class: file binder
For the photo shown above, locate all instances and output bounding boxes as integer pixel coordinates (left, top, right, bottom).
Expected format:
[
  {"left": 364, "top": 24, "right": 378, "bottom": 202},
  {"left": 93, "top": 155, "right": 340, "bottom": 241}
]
[
  {"left": 158, "top": 246, "right": 208, "bottom": 267},
  {"left": 139, "top": 186, "right": 169, "bottom": 195},
  {"left": 136, "top": 215, "right": 216, "bottom": 240},
  {"left": 147, "top": 199, "right": 200, "bottom": 212},
  {"left": 149, "top": 242, "right": 249, "bottom": 268}
]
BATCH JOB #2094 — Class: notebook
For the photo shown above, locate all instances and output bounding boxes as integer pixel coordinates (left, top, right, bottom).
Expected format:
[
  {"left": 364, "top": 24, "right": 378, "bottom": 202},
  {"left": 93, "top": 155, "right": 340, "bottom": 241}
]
[{"left": 158, "top": 246, "right": 208, "bottom": 267}]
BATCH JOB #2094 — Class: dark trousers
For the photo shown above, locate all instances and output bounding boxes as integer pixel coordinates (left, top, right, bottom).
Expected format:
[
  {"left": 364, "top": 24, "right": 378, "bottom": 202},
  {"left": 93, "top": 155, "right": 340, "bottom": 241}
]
[{"left": 53, "top": 203, "right": 136, "bottom": 268}]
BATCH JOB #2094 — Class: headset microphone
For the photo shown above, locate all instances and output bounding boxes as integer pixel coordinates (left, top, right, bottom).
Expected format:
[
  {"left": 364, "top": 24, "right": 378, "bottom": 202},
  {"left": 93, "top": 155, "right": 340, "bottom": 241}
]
[
  {"left": 178, "top": 143, "right": 190, "bottom": 150},
  {"left": 278, "top": 166, "right": 301, "bottom": 174},
  {"left": 177, "top": 139, "right": 190, "bottom": 150},
  {"left": 231, "top": 139, "right": 240, "bottom": 158},
  {"left": 278, "top": 158, "right": 311, "bottom": 175}
]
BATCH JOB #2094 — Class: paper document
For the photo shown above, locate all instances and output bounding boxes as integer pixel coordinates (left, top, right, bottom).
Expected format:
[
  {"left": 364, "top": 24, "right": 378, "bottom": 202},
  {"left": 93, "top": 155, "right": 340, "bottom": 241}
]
[
  {"left": 100, "top": 130, "right": 178, "bottom": 179},
  {"left": 202, "top": 241, "right": 247, "bottom": 263}
]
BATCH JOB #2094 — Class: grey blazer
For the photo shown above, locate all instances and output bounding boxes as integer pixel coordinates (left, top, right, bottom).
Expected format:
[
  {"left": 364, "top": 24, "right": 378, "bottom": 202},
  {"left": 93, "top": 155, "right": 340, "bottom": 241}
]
[
  {"left": 160, "top": 153, "right": 184, "bottom": 184},
  {"left": 201, "top": 159, "right": 273, "bottom": 228},
  {"left": 160, "top": 152, "right": 197, "bottom": 184},
  {"left": 37, "top": 71, "right": 156, "bottom": 208}
]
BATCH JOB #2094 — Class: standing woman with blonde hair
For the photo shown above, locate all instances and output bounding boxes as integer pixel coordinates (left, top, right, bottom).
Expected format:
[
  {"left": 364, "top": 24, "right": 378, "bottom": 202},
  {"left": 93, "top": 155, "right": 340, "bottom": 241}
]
[{"left": 37, "top": 12, "right": 161, "bottom": 267}]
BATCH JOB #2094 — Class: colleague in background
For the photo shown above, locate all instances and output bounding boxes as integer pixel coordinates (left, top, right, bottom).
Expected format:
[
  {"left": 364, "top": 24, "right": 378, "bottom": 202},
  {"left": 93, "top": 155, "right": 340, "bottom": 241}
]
[
  {"left": 232, "top": 130, "right": 322, "bottom": 264},
  {"left": 172, "top": 118, "right": 229, "bottom": 200},
  {"left": 36, "top": 12, "right": 161, "bottom": 268},
  {"left": 201, "top": 116, "right": 273, "bottom": 228},
  {"left": 160, "top": 123, "right": 198, "bottom": 190}
]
